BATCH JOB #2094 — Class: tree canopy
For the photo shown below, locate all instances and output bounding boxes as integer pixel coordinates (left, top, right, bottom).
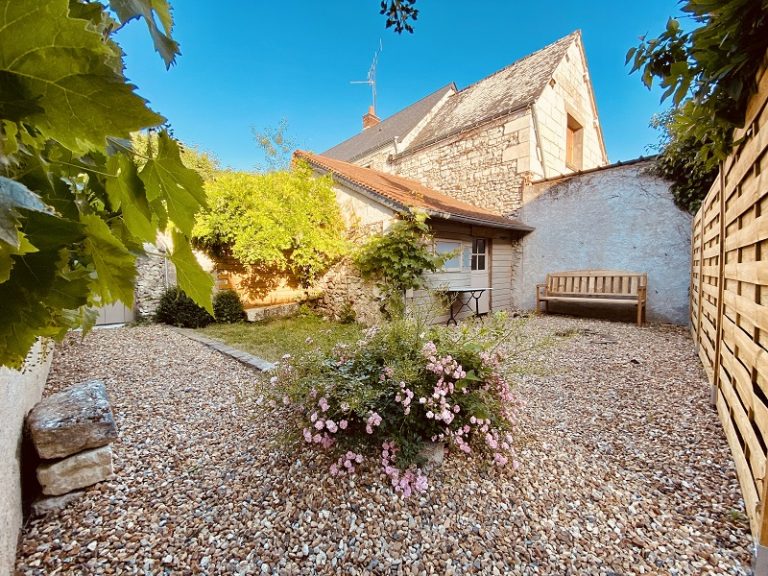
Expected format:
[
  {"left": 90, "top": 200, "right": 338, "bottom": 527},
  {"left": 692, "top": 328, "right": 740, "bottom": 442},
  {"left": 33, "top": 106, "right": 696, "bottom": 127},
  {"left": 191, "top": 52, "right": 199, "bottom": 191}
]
[
  {"left": 193, "top": 162, "right": 347, "bottom": 285},
  {"left": 629, "top": 0, "right": 768, "bottom": 212}
]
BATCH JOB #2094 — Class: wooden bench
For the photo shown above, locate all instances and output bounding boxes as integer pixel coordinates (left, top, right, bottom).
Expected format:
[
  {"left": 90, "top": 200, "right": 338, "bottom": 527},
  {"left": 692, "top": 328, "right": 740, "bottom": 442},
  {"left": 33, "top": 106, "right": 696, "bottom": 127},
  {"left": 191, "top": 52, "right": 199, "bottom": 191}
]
[{"left": 535, "top": 270, "right": 647, "bottom": 326}]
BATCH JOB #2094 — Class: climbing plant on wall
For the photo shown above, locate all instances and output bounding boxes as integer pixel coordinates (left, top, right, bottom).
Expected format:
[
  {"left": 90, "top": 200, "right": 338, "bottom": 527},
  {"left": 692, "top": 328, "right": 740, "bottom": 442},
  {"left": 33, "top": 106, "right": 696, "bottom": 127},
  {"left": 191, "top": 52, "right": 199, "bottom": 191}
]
[{"left": 192, "top": 162, "right": 347, "bottom": 286}]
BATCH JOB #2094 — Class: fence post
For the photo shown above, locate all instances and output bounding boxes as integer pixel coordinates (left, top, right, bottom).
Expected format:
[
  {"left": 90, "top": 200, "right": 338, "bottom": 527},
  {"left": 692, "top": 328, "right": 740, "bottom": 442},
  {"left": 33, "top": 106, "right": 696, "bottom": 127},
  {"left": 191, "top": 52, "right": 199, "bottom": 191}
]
[
  {"left": 696, "top": 209, "right": 705, "bottom": 347},
  {"left": 711, "top": 164, "right": 727, "bottom": 404}
]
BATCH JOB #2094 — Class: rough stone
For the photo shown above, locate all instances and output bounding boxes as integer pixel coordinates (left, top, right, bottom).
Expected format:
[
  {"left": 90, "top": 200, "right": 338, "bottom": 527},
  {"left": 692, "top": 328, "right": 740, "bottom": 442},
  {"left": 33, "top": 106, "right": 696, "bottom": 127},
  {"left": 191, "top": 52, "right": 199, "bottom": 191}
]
[
  {"left": 37, "top": 445, "right": 113, "bottom": 496},
  {"left": 418, "top": 442, "right": 445, "bottom": 471},
  {"left": 27, "top": 379, "right": 117, "bottom": 460},
  {"left": 30, "top": 491, "right": 85, "bottom": 517}
]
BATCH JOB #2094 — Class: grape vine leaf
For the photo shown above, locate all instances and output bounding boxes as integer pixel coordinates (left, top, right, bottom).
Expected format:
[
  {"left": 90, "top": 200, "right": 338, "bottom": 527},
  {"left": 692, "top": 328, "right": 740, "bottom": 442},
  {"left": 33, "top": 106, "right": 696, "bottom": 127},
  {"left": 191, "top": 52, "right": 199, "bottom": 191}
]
[
  {"left": 109, "top": 0, "right": 180, "bottom": 68},
  {"left": 0, "top": 0, "right": 164, "bottom": 155},
  {"left": 139, "top": 131, "right": 206, "bottom": 236},
  {"left": 169, "top": 229, "right": 213, "bottom": 313},
  {"left": 0, "top": 176, "right": 54, "bottom": 247},
  {"left": 106, "top": 153, "right": 157, "bottom": 243},
  {"left": 82, "top": 214, "right": 137, "bottom": 306},
  {"left": 0, "top": 232, "right": 37, "bottom": 283}
]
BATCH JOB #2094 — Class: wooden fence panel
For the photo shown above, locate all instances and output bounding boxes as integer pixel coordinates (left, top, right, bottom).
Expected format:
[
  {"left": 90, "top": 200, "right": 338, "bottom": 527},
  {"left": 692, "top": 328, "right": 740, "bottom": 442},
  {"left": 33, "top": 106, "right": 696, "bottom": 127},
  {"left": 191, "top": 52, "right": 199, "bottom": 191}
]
[{"left": 691, "top": 63, "right": 768, "bottom": 544}]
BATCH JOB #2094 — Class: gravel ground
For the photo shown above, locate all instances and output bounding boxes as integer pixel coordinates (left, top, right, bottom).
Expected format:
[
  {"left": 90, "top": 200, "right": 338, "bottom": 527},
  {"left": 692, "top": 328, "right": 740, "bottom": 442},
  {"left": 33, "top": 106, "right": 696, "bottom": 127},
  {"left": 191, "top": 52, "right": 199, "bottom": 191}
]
[{"left": 16, "top": 317, "right": 753, "bottom": 575}]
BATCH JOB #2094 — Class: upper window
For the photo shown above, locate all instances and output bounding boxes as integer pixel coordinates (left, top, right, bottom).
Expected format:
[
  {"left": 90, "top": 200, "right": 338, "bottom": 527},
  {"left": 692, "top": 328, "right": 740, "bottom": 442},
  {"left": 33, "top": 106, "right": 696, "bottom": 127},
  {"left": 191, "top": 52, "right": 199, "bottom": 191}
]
[{"left": 566, "top": 114, "right": 584, "bottom": 171}]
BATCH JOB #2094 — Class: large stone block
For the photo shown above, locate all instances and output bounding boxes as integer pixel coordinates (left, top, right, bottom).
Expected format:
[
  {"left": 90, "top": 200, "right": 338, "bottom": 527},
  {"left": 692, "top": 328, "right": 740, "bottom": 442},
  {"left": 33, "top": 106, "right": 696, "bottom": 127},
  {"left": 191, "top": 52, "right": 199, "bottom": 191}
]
[
  {"left": 37, "top": 445, "right": 113, "bottom": 496},
  {"left": 28, "top": 379, "right": 118, "bottom": 459}
]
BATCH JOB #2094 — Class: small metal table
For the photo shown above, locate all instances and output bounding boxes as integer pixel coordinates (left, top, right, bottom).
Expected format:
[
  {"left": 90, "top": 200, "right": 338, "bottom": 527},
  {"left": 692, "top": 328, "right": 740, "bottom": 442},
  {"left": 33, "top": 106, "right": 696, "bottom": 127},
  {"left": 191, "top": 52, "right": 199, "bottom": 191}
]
[{"left": 442, "top": 288, "right": 492, "bottom": 325}]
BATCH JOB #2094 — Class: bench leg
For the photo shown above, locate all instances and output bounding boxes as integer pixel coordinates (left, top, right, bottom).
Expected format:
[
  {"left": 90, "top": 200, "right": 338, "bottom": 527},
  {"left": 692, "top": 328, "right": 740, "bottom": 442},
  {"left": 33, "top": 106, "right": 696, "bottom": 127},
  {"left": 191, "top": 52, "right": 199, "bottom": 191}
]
[{"left": 636, "top": 303, "right": 644, "bottom": 326}]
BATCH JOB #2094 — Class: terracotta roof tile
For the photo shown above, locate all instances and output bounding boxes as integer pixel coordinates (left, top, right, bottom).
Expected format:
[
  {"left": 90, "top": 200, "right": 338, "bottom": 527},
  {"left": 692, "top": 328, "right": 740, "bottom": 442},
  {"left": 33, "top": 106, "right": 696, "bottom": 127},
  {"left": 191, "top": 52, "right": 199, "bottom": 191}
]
[{"left": 296, "top": 151, "right": 532, "bottom": 232}]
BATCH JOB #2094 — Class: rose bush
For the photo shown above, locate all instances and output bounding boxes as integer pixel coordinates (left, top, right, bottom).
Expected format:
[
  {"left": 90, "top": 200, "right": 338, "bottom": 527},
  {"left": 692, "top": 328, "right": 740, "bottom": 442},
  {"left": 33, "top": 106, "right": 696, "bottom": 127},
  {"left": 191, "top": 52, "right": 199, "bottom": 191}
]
[{"left": 270, "top": 312, "right": 524, "bottom": 497}]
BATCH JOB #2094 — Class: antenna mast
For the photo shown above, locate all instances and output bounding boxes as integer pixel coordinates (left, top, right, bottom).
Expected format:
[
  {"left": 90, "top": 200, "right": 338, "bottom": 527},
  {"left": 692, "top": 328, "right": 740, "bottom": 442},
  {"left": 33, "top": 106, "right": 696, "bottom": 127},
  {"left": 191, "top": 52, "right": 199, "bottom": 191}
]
[{"left": 351, "top": 39, "right": 383, "bottom": 111}]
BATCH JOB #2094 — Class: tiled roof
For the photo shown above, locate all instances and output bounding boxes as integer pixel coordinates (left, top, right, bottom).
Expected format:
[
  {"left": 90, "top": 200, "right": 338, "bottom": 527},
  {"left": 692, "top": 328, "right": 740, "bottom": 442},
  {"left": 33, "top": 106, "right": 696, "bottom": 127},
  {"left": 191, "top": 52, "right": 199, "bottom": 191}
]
[
  {"left": 405, "top": 32, "right": 579, "bottom": 151},
  {"left": 322, "top": 84, "right": 455, "bottom": 162},
  {"left": 296, "top": 151, "right": 533, "bottom": 232}
]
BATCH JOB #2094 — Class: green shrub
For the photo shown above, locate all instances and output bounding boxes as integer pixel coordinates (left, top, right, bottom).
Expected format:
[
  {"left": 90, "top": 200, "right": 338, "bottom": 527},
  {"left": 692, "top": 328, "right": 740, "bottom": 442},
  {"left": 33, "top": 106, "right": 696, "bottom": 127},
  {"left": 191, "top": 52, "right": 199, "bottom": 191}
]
[
  {"left": 270, "top": 312, "right": 523, "bottom": 497},
  {"left": 213, "top": 290, "right": 247, "bottom": 323},
  {"left": 155, "top": 287, "right": 214, "bottom": 328}
]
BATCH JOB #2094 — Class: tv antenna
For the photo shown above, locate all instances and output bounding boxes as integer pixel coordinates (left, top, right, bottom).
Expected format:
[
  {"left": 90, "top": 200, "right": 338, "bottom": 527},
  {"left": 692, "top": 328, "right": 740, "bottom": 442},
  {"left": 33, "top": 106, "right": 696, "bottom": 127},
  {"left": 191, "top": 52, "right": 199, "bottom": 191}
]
[{"left": 351, "top": 39, "right": 382, "bottom": 111}]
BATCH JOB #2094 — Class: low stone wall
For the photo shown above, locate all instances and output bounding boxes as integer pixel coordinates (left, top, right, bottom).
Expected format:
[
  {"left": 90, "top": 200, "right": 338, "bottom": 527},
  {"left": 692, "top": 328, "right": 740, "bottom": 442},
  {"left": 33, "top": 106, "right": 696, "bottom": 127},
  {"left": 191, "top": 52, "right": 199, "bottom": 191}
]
[
  {"left": 135, "top": 245, "right": 174, "bottom": 319},
  {"left": 0, "top": 339, "right": 54, "bottom": 575},
  {"left": 315, "top": 261, "right": 381, "bottom": 326}
]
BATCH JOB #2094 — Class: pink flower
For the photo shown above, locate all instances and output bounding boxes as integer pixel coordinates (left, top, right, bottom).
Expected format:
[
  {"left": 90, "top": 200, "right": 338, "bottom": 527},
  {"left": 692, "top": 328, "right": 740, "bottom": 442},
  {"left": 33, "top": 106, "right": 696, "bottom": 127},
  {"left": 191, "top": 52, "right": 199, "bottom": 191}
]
[
  {"left": 426, "top": 411, "right": 434, "bottom": 419},
  {"left": 302, "top": 428, "right": 312, "bottom": 443},
  {"left": 310, "top": 412, "right": 318, "bottom": 423},
  {"left": 314, "top": 420, "right": 325, "bottom": 430},
  {"left": 326, "top": 420, "right": 338, "bottom": 433},
  {"left": 330, "top": 464, "right": 339, "bottom": 476},
  {"left": 493, "top": 453, "right": 508, "bottom": 466},
  {"left": 339, "top": 420, "right": 348, "bottom": 430}
]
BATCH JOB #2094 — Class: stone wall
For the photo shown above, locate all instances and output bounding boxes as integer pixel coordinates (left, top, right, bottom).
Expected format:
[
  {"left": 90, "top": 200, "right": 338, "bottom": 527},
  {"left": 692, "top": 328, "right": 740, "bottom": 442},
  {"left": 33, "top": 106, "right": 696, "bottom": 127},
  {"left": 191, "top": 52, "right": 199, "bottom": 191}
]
[
  {"left": 390, "top": 109, "right": 532, "bottom": 215},
  {"left": 134, "top": 244, "right": 174, "bottom": 319},
  {"left": 513, "top": 161, "right": 691, "bottom": 324},
  {"left": 0, "top": 339, "right": 54, "bottom": 575},
  {"left": 314, "top": 260, "right": 382, "bottom": 326}
]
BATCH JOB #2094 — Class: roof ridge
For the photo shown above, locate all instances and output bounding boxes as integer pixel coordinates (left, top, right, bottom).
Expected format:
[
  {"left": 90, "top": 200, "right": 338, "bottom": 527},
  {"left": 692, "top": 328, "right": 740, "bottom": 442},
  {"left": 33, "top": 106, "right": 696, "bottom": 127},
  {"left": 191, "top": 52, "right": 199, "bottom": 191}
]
[{"left": 454, "top": 30, "right": 579, "bottom": 95}]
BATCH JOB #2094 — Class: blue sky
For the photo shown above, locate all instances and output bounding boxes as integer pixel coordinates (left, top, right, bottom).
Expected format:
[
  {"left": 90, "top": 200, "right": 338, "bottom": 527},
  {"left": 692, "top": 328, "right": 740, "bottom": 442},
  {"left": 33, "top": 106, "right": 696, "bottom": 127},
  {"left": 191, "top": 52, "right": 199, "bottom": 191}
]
[{"left": 116, "top": 0, "right": 680, "bottom": 171}]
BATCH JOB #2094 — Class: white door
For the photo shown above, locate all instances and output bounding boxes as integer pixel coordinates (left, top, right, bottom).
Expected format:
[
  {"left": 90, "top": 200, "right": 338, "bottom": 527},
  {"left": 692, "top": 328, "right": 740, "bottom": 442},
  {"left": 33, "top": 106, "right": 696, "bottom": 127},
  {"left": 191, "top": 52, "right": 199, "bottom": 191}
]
[
  {"left": 94, "top": 302, "right": 134, "bottom": 326},
  {"left": 469, "top": 238, "right": 491, "bottom": 313}
]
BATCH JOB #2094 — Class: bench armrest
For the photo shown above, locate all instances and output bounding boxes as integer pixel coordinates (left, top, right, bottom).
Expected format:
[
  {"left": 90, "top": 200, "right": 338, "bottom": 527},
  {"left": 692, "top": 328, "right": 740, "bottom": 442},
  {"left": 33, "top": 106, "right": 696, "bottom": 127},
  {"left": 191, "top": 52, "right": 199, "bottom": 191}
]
[{"left": 637, "top": 285, "right": 647, "bottom": 302}]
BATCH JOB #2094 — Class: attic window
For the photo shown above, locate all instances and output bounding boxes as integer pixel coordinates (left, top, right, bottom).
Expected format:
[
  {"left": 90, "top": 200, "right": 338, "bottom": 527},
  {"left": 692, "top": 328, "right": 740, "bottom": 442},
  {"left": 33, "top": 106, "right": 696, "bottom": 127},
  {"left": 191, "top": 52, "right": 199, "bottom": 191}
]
[{"left": 565, "top": 114, "right": 583, "bottom": 171}]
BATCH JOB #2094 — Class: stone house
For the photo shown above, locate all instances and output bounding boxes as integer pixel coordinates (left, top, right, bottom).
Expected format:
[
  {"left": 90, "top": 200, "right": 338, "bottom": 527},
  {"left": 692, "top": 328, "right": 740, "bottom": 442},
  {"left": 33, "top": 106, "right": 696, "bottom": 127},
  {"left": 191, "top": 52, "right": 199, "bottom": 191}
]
[
  {"left": 296, "top": 151, "right": 532, "bottom": 323},
  {"left": 324, "top": 31, "right": 608, "bottom": 215},
  {"left": 319, "top": 30, "right": 691, "bottom": 325}
]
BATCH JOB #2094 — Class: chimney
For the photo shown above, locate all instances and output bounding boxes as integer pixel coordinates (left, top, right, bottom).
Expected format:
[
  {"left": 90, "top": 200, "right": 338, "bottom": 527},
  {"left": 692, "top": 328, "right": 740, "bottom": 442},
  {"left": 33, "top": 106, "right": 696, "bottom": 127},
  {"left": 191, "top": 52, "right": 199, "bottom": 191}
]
[{"left": 362, "top": 105, "right": 380, "bottom": 130}]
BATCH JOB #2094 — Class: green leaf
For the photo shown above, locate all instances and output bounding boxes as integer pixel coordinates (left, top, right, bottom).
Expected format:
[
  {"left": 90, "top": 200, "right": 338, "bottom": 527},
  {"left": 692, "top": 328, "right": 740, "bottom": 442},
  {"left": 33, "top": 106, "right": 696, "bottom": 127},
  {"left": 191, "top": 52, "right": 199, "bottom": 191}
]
[
  {"left": 82, "top": 214, "right": 137, "bottom": 305},
  {"left": 169, "top": 228, "right": 213, "bottom": 313},
  {"left": 0, "top": 176, "right": 54, "bottom": 247},
  {"left": 0, "top": 0, "right": 164, "bottom": 154},
  {"left": 106, "top": 153, "right": 156, "bottom": 242},
  {"left": 0, "top": 231, "right": 37, "bottom": 283},
  {"left": 109, "top": 0, "right": 180, "bottom": 68},
  {"left": 139, "top": 131, "right": 205, "bottom": 235}
]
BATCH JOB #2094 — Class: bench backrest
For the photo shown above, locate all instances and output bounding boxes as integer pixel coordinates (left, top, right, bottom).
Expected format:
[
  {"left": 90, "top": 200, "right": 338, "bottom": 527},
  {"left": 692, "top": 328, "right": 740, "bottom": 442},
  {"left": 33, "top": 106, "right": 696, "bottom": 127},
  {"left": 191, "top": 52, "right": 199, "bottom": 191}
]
[{"left": 545, "top": 270, "right": 647, "bottom": 298}]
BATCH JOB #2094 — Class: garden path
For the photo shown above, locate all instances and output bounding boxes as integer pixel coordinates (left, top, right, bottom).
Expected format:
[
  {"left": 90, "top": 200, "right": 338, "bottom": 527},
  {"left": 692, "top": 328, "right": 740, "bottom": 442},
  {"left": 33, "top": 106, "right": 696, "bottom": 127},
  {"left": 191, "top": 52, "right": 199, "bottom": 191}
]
[{"left": 15, "top": 317, "right": 752, "bottom": 575}]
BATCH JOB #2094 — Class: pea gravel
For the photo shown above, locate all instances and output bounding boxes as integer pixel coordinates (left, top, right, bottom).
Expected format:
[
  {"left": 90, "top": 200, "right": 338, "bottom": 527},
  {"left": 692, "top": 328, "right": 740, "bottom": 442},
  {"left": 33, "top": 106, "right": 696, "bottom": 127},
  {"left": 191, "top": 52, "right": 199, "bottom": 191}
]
[{"left": 15, "top": 317, "right": 753, "bottom": 575}]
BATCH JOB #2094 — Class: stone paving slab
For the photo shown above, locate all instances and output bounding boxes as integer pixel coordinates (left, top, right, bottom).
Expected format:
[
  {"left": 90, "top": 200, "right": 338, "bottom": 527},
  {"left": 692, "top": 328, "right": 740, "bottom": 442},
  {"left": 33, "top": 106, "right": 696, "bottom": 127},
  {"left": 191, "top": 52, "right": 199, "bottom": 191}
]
[{"left": 169, "top": 327, "right": 276, "bottom": 372}]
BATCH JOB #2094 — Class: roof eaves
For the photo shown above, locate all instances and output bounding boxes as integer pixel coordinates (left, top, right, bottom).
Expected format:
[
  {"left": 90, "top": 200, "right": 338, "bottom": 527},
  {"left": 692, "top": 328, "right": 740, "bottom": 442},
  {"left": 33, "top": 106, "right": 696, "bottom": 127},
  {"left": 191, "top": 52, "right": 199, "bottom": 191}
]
[{"left": 426, "top": 210, "right": 534, "bottom": 232}]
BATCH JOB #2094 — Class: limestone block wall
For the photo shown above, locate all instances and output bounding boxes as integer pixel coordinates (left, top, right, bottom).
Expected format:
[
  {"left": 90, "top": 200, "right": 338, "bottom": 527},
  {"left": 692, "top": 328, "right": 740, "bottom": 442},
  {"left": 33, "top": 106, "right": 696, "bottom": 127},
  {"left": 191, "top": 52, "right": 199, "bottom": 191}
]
[
  {"left": 531, "top": 40, "right": 606, "bottom": 179},
  {"left": 390, "top": 109, "right": 533, "bottom": 215},
  {"left": 513, "top": 162, "right": 691, "bottom": 324},
  {"left": 314, "top": 260, "right": 382, "bottom": 326},
  {"left": 0, "top": 339, "right": 54, "bottom": 575},
  {"left": 134, "top": 245, "right": 174, "bottom": 318}
]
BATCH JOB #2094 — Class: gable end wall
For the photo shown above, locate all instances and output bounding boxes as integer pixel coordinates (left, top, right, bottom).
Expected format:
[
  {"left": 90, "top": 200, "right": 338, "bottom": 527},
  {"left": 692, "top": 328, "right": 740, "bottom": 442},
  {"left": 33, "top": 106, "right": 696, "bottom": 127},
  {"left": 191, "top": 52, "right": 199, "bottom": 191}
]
[{"left": 387, "top": 108, "right": 534, "bottom": 215}]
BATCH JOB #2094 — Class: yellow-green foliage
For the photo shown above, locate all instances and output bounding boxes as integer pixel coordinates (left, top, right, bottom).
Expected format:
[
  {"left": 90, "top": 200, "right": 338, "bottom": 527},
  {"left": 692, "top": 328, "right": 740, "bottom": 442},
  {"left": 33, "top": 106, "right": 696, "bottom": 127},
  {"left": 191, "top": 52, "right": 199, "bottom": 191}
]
[{"left": 194, "top": 161, "right": 347, "bottom": 284}]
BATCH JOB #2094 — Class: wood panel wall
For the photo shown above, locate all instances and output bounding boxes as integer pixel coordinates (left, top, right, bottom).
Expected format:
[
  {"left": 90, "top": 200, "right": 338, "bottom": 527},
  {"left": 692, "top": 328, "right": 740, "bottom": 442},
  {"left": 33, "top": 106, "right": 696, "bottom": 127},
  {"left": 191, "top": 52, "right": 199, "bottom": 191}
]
[{"left": 690, "top": 63, "right": 768, "bottom": 544}]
